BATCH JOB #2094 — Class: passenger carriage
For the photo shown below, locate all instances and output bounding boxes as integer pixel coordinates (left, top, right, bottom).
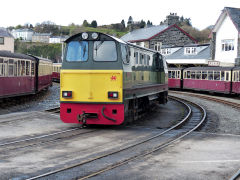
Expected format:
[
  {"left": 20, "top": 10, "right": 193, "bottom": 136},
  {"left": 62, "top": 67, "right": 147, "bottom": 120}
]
[
  {"left": 168, "top": 68, "right": 183, "bottom": 89},
  {"left": 0, "top": 51, "right": 52, "bottom": 98},
  {"left": 232, "top": 66, "right": 240, "bottom": 94},
  {"left": 183, "top": 67, "right": 233, "bottom": 94}
]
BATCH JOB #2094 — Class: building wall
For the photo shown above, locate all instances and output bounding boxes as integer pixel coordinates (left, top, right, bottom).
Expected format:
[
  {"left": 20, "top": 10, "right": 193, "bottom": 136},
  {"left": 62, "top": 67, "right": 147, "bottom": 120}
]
[
  {"left": 215, "top": 15, "right": 238, "bottom": 65},
  {"left": 32, "top": 35, "right": 50, "bottom": 43},
  {"left": 149, "top": 26, "right": 196, "bottom": 50},
  {"left": 0, "top": 37, "right": 14, "bottom": 52}
]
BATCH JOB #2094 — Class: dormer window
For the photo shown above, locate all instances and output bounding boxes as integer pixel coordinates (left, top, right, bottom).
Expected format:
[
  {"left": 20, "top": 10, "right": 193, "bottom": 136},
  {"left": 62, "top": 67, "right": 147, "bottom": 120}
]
[
  {"left": 161, "top": 48, "right": 171, "bottom": 55},
  {"left": 221, "top": 39, "right": 234, "bottom": 51},
  {"left": 185, "top": 47, "right": 196, "bottom": 55}
]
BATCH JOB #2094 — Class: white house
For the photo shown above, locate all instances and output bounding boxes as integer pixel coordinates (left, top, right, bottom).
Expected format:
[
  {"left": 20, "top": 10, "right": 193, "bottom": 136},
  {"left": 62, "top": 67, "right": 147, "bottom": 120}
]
[
  {"left": 11, "top": 28, "right": 34, "bottom": 41},
  {"left": 49, "top": 36, "right": 68, "bottom": 43},
  {"left": 0, "top": 28, "right": 14, "bottom": 52},
  {"left": 211, "top": 7, "right": 240, "bottom": 66}
]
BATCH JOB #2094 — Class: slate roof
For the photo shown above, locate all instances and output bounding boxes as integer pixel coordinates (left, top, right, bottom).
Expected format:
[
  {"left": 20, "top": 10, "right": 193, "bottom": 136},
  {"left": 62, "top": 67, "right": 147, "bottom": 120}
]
[
  {"left": 121, "top": 24, "right": 197, "bottom": 43},
  {"left": 225, "top": 7, "right": 240, "bottom": 32},
  {"left": 121, "top": 25, "right": 168, "bottom": 42},
  {"left": 0, "top": 28, "right": 14, "bottom": 38},
  {"left": 166, "top": 44, "right": 211, "bottom": 60}
]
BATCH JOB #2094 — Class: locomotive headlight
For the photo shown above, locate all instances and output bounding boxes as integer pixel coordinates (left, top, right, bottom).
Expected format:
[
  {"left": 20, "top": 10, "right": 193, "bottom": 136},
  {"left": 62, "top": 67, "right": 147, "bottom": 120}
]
[
  {"left": 92, "top": 33, "right": 98, "bottom": 39},
  {"left": 62, "top": 91, "right": 72, "bottom": 98},
  {"left": 82, "top": 32, "right": 88, "bottom": 40},
  {"left": 108, "top": 92, "right": 118, "bottom": 99}
]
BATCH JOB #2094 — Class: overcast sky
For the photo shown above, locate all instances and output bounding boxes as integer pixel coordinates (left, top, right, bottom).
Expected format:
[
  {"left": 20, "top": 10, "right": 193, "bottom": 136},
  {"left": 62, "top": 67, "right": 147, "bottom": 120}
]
[{"left": 1, "top": 0, "right": 239, "bottom": 30}]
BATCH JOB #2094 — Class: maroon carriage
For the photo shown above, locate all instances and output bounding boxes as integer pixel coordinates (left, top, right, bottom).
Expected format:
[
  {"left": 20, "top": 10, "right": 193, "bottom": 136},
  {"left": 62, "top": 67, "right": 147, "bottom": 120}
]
[
  {"left": 52, "top": 63, "right": 61, "bottom": 82},
  {"left": 183, "top": 67, "right": 234, "bottom": 94},
  {"left": 36, "top": 57, "right": 53, "bottom": 91},
  {"left": 168, "top": 68, "right": 183, "bottom": 89},
  {"left": 232, "top": 66, "right": 240, "bottom": 94},
  {"left": 0, "top": 51, "right": 52, "bottom": 99},
  {"left": 0, "top": 51, "right": 37, "bottom": 98}
]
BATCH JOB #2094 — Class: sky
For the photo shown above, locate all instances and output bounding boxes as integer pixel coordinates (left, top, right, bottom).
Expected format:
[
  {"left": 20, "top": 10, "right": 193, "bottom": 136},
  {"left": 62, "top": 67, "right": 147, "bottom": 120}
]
[{"left": 1, "top": 0, "right": 239, "bottom": 30}]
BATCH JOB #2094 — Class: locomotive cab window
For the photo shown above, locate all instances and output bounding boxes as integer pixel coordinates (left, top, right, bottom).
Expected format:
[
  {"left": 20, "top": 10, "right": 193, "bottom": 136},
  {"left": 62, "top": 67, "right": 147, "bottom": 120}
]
[
  {"left": 66, "top": 41, "right": 88, "bottom": 62},
  {"left": 94, "top": 41, "right": 117, "bottom": 61},
  {"left": 121, "top": 44, "right": 129, "bottom": 64}
]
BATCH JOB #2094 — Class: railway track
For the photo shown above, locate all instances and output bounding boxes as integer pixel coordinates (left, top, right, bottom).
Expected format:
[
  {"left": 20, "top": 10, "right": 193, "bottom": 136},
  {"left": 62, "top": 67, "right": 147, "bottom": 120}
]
[
  {"left": 44, "top": 106, "right": 60, "bottom": 113},
  {"left": 170, "top": 90, "right": 240, "bottom": 110},
  {"left": 25, "top": 96, "right": 207, "bottom": 180},
  {"left": 0, "top": 128, "right": 97, "bottom": 153}
]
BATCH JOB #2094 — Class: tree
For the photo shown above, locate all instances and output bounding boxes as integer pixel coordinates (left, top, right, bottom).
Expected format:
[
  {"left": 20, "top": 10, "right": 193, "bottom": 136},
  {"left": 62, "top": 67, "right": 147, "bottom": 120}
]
[
  {"left": 121, "top": 19, "right": 125, "bottom": 29},
  {"left": 83, "top": 20, "right": 89, "bottom": 27},
  {"left": 90, "top": 20, "right": 97, "bottom": 28},
  {"left": 139, "top": 20, "right": 146, "bottom": 28}
]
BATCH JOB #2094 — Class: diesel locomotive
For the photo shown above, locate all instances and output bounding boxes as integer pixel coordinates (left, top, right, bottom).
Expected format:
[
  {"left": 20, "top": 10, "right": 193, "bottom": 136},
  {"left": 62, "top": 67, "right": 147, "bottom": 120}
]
[{"left": 60, "top": 32, "right": 168, "bottom": 125}]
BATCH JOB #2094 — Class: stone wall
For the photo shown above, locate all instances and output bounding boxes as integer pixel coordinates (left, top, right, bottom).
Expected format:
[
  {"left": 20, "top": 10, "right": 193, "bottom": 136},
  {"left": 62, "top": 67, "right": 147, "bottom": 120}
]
[{"left": 149, "top": 26, "right": 196, "bottom": 49}]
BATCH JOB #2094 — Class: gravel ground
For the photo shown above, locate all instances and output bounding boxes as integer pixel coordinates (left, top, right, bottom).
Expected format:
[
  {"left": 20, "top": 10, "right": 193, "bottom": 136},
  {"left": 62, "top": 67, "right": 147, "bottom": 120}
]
[
  {"left": 169, "top": 92, "right": 240, "bottom": 135},
  {"left": 0, "top": 83, "right": 60, "bottom": 115}
]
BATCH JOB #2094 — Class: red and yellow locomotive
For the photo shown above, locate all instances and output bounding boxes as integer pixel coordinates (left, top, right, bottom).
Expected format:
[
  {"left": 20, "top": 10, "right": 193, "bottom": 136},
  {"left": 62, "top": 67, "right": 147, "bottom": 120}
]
[{"left": 60, "top": 32, "right": 168, "bottom": 125}]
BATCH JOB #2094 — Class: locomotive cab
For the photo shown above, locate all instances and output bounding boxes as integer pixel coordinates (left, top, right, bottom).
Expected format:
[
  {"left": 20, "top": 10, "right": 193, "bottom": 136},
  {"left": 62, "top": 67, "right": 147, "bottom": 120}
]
[{"left": 60, "top": 32, "right": 125, "bottom": 125}]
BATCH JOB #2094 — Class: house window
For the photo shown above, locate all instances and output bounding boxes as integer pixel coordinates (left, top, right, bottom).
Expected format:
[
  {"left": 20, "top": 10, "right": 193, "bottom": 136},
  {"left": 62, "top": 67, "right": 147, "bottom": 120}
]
[
  {"left": 185, "top": 47, "right": 197, "bottom": 55},
  {"left": 154, "top": 42, "right": 162, "bottom": 51},
  {"left": 161, "top": 48, "right": 171, "bottom": 55},
  {"left": 0, "top": 37, "right": 4, "bottom": 45},
  {"left": 221, "top": 39, "right": 234, "bottom": 51}
]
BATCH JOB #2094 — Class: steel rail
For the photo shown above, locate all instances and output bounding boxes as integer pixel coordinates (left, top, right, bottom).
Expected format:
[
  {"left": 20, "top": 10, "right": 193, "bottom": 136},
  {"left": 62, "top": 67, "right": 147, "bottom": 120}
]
[
  {"left": 26, "top": 96, "right": 193, "bottom": 180},
  {"left": 78, "top": 96, "right": 206, "bottom": 180}
]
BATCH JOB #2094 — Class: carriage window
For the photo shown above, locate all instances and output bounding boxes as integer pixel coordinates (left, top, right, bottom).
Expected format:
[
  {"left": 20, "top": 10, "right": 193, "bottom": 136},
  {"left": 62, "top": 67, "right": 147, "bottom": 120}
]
[
  {"left": 208, "top": 71, "right": 213, "bottom": 80},
  {"left": 168, "top": 71, "right": 172, "bottom": 78},
  {"left": 202, "top": 71, "right": 207, "bottom": 80},
  {"left": 147, "top": 55, "right": 150, "bottom": 65},
  {"left": 226, "top": 72, "right": 229, "bottom": 81},
  {"left": 31, "top": 62, "right": 35, "bottom": 76},
  {"left": 144, "top": 54, "right": 147, "bottom": 65},
  {"left": 14, "top": 61, "right": 17, "bottom": 76},
  {"left": 8, "top": 59, "right": 14, "bottom": 76},
  {"left": 172, "top": 71, "right": 176, "bottom": 78},
  {"left": 214, "top": 71, "right": 220, "bottom": 80},
  {"left": 139, "top": 53, "right": 143, "bottom": 64},
  {"left": 20, "top": 61, "right": 26, "bottom": 76},
  {"left": 237, "top": 71, "right": 240, "bottom": 82},
  {"left": 66, "top": 41, "right": 88, "bottom": 62},
  {"left": 0, "top": 58, "right": 3, "bottom": 76},
  {"left": 177, "top": 71, "right": 180, "bottom": 79},
  {"left": 94, "top": 41, "right": 117, "bottom": 61},
  {"left": 196, "top": 71, "right": 201, "bottom": 79},
  {"left": 191, "top": 71, "right": 195, "bottom": 79},
  {"left": 187, "top": 71, "right": 191, "bottom": 79},
  {"left": 121, "top": 44, "right": 129, "bottom": 64},
  {"left": 26, "top": 61, "right": 30, "bottom": 76},
  {"left": 221, "top": 71, "right": 225, "bottom": 81},
  {"left": 134, "top": 52, "right": 138, "bottom": 64}
]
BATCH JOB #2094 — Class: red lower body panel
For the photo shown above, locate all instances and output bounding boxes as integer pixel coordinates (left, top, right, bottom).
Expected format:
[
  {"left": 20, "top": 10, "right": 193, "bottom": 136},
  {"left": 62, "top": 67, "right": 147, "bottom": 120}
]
[{"left": 60, "top": 103, "right": 124, "bottom": 125}]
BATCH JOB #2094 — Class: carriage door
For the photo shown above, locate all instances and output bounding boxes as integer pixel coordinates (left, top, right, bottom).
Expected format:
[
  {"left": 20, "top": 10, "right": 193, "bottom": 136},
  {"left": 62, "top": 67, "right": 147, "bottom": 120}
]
[{"left": 31, "top": 61, "right": 35, "bottom": 92}]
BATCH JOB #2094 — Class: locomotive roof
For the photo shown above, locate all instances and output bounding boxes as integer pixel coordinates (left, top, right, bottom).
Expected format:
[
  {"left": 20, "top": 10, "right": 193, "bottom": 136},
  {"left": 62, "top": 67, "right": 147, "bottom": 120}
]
[
  {"left": 0, "top": 50, "right": 35, "bottom": 60},
  {"left": 184, "top": 66, "right": 234, "bottom": 71},
  {"left": 65, "top": 32, "right": 126, "bottom": 44}
]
